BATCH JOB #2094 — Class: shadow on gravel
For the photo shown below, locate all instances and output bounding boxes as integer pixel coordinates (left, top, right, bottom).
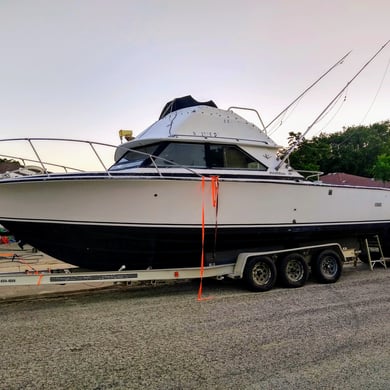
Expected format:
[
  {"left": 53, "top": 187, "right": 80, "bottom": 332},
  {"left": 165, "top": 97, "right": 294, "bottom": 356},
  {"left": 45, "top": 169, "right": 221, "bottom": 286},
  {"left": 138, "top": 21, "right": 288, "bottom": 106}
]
[
  {"left": 0, "top": 277, "right": 248, "bottom": 307},
  {"left": 0, "top": 261, "right": 381, "bottom": 308}
]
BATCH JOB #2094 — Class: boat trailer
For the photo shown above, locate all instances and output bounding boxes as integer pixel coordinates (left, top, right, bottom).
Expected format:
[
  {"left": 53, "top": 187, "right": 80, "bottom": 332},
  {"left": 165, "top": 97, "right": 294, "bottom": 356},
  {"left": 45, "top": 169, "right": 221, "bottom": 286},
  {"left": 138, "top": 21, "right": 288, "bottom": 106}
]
[{"left": 0, "top": 243, "right": 366, "bottom": 293}]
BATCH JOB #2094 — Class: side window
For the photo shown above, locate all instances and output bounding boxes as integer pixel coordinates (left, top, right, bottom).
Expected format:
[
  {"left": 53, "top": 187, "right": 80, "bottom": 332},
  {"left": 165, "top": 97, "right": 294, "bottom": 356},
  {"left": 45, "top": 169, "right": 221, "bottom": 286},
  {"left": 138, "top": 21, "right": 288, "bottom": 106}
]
[
  {"left": 208, "top": 145, "right": 266, "bottom": 170},
  {"left": 155, "top": 143, "right": 207, "bottom": 168},
  {"left": 110, "top": 142, "right": 267, "bottom": 171},
  {"left": 110, "top": 144, "right": 159, "bottom": 171}
]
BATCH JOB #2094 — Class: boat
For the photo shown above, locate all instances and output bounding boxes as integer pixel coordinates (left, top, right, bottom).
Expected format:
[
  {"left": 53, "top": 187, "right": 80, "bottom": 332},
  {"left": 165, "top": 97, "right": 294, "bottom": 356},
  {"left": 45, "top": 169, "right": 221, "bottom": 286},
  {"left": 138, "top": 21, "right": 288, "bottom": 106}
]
[{"left": 0, "top": 95, "right": 390, "bottom": 271}]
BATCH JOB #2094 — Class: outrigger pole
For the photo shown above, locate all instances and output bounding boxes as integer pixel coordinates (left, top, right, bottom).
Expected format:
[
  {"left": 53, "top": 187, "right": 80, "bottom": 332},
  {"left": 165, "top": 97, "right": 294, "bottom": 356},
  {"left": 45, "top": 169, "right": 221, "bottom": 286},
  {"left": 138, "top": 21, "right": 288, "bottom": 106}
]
[
  {"left": 265, "top": 50, "right": 352, "bottom": 131},
  {"left": 276, "top": 39, "right": 390, "bottom": 171}
]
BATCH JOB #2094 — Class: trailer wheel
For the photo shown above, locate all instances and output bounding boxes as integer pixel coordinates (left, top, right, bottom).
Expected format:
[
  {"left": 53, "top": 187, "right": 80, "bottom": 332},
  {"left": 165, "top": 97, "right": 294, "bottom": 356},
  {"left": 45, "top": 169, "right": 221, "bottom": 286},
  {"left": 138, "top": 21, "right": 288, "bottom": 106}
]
[
  {"left": 243, "top": 256, "right": 277, "bottom": 292},
  {"left": 312, "top": 249, "right": 342, "bottom": 284},
  {"left": 278, "top": 253, "right": 308, "bottom": 288}
]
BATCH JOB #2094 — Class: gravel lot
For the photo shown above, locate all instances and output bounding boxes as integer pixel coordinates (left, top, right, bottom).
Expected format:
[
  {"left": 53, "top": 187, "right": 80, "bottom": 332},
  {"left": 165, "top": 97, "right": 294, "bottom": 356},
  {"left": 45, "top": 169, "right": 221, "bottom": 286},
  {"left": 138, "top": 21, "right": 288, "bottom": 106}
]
[{"left": 0, "top": 263, "right": 389, "bottom": 390}]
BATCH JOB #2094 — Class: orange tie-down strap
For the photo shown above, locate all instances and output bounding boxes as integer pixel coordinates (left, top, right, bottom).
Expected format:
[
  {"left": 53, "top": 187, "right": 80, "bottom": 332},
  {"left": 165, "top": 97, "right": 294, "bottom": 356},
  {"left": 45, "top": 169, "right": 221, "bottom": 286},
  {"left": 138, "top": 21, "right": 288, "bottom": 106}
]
[
  {"left": 197, "top": 176, "right": 219, "bottom": 301},
  {"left": 0, "top": 253, "right": 17, "bottom": 259},
  {"left": 0, "top": 253, "right": 37, "bottom": 272}
]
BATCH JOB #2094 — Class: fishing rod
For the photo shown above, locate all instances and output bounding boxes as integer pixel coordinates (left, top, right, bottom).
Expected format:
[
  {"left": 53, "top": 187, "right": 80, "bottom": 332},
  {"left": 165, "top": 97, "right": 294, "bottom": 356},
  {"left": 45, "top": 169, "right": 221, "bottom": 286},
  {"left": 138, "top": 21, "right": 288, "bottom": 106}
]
[
  {"left": 265, "top": 50, "right": 352, "bottom": 132},
  {"left": 276, "top": 39, "right": 390, "bottom": 171}
]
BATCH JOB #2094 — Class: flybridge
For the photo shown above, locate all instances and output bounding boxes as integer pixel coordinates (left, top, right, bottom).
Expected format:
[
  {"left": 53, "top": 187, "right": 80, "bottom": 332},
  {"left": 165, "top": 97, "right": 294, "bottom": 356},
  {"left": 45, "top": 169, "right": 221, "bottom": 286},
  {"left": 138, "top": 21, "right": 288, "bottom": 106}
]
[{"left": 134, "top": 103, "right": 276, "bottom": 147}]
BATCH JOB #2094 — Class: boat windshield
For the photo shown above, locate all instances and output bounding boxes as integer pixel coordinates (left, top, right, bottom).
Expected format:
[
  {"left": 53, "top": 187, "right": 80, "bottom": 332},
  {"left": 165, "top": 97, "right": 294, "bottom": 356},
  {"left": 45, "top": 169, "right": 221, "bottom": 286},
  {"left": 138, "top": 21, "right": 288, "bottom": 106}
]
[
  {"left": 109, "top": 142, "right": 267, "bottom": 171},
  {"left": 110, "top": 144, "right": 160, "bottom": 171}
]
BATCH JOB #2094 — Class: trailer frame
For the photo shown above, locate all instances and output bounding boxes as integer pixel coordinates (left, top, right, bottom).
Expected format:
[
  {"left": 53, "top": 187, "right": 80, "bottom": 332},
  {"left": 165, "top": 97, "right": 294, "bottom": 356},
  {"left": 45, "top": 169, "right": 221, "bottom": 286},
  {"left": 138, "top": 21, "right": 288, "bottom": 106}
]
[{"left": 0, "top": 242, "right": 352, "bottom": 292}]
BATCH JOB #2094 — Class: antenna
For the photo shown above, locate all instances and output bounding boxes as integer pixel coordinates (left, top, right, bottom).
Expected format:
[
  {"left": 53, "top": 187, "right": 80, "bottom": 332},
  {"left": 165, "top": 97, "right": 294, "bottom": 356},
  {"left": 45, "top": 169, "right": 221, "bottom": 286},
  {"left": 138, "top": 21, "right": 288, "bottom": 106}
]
[
  {"left": 265, "top": 50, "right": 352, "bottom": 131},
  {"left": 276, "top": 39, "right": 390, "bottom": 171}
]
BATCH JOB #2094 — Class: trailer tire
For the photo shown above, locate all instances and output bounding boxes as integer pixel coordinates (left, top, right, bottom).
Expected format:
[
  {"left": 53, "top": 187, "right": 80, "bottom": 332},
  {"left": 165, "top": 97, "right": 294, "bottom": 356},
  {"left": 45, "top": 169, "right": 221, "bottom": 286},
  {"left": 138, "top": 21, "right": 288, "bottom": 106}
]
[
  {"left": 278, "top": 253, "right": 308, "bottom": 288},
  {"left": 312, "top": 249, "right": 342, "bottom": 284},
  {"left": 243, "top": 256, "right": 277, "bottom": 292}
]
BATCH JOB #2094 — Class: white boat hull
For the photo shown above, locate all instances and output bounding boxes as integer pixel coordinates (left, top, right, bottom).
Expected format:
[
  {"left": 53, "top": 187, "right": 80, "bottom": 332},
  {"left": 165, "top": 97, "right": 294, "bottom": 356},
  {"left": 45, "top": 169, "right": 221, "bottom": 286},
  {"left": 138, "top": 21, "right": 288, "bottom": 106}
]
[{"left": 1, "top": 173, "right": 389, "bottom": 270}]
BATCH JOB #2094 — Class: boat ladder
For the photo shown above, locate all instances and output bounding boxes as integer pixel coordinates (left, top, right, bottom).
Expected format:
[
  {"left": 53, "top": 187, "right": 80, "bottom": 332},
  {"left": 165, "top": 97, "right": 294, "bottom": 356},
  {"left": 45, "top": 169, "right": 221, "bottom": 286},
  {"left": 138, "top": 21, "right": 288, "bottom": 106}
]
[{"left": 364, "top": 235, "right": 388, "bottom": 271}]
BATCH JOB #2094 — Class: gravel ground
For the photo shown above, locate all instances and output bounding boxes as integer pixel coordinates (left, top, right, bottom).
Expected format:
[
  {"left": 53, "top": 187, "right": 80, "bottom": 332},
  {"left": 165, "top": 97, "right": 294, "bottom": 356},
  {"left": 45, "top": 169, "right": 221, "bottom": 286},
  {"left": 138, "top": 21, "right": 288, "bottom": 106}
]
[{"left": 0, "top": 263, "right": 389, "bottom": 390}]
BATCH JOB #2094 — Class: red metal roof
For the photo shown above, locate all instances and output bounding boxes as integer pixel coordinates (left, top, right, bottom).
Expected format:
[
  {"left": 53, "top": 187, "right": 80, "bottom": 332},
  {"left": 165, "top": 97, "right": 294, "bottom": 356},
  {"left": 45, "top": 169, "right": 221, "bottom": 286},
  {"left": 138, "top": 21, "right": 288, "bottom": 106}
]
[{"left": 320, "top": 172, "right": 390, "bottom": 188}]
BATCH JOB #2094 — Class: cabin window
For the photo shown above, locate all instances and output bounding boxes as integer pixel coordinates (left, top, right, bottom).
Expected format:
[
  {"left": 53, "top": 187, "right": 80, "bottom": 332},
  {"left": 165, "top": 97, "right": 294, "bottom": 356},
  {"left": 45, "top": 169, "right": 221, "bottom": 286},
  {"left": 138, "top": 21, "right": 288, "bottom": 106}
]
[
  {"left": 154, "top": 143, "right": 207, "bottom": 168},
  {"left": 208, "top": 145, "right": 266, "bottom": 170}
]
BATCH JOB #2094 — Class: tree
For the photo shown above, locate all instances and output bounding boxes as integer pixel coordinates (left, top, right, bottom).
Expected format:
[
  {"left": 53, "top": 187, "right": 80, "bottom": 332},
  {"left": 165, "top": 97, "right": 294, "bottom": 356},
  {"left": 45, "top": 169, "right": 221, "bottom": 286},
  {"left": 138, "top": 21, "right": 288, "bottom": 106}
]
[
  {"left": 286, "top": 121, "right": 390, "bottom": 178},
  {"left": 373, "top": 154, "right": 390, "bottom": 182},
  {"left": 286, "top": 132, "right": 331, "bottom": 173}
]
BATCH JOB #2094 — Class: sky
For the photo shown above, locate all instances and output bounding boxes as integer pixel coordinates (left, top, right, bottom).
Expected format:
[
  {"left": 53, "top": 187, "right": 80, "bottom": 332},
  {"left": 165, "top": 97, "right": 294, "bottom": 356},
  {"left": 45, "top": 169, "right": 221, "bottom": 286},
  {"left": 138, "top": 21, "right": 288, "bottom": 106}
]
[{"left": 1, "top": 0, "right": 389, "bottom": 151}]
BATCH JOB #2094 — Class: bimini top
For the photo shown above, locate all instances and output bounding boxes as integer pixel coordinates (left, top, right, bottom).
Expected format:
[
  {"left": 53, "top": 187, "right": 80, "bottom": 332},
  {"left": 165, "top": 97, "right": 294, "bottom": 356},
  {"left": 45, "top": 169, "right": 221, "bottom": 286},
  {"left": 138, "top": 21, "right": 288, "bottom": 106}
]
[{"left": 159, "top": 95, "right": 217, "bottom": 119}]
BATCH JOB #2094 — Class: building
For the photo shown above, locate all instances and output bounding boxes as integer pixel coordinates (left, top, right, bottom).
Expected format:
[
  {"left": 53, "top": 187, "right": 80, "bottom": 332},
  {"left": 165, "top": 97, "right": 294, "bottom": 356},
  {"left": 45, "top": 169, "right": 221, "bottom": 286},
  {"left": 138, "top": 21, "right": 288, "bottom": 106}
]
[{"left": 321, "top": 172, "right": 390, "bottom": 188}]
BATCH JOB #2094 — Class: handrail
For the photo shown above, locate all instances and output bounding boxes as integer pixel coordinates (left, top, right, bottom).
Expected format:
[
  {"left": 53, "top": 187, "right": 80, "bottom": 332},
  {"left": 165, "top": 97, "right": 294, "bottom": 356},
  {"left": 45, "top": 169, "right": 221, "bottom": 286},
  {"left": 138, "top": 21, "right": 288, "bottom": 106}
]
[
  {"left": 0, "top": 137, "right": 203, "bottom": 178},
  {"left": 297, "top": 170, "right": 324, "bottom": 181},
  {"left": 0, "top": 138, "right": 117, "bottom": 174},
  {"left": 0, "top": 153, "right": 85, "bottom": 173},
  {"left": 227, "top": 106, "right": 266, "bottom": 133}
]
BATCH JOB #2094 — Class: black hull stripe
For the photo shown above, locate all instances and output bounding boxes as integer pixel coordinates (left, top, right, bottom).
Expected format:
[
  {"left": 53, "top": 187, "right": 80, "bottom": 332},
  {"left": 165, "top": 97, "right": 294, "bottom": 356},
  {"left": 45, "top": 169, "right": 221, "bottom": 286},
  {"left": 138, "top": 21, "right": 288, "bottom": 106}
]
[
  {"left": 2, "top": 220, "right": 390, "bottom": 271},
  {"left": 1, "top": 217, "right": 390, "bottom": 227}
]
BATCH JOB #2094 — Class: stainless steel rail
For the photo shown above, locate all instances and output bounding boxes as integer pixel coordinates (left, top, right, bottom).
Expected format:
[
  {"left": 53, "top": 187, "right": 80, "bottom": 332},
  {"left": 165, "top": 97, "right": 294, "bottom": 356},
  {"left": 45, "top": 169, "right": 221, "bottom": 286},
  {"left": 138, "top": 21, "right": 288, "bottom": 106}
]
[{"left": 0, "top": 137, "right": 202, "bottom": 178}]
